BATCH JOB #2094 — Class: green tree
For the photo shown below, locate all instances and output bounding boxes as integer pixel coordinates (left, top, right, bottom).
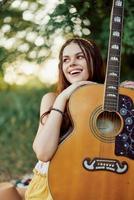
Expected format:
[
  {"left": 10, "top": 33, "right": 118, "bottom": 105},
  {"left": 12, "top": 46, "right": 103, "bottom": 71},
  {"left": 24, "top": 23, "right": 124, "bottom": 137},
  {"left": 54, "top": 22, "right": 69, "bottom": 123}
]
[
  {"left": 44, "top": 0, "right": 134, "bottom": 79},
  {"left": 0, "top": 0, "right": 134, "bottom": 79},
  {"left": 0, "top": 0, "right": 51, "bottom": 74}
]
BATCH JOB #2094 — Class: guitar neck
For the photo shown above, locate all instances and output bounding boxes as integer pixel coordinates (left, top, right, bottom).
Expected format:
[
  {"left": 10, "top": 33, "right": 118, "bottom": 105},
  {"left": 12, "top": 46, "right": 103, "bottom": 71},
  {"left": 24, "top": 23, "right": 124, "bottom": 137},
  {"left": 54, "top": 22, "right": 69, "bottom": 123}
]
[{"left": 104, "top": 0, "right": 124, "bottom": 112}]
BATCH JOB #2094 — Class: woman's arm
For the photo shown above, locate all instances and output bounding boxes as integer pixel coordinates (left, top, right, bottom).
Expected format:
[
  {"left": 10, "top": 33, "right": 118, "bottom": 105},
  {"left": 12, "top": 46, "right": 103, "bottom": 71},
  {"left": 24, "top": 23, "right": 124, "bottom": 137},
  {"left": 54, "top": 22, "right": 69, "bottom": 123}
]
[
  {"left": 33, "top": 81, "right": 91, "bottom": 162},
  {"left": 33, "top": 92, "right": 67, "bottom": 162}
]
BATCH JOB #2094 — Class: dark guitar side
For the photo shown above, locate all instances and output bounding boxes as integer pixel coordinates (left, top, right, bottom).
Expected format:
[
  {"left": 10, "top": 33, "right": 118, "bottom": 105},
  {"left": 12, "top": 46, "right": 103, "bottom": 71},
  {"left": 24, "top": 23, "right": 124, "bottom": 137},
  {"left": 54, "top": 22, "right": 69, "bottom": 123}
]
[{"left": 48, "top": 84, "right": 134, "bottom": 200}]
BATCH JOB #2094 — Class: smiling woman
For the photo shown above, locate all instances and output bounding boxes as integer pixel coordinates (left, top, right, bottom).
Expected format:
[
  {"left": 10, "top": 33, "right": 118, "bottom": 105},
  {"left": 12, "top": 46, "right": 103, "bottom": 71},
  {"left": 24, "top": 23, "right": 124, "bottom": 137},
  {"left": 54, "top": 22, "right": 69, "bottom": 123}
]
[
  {"left": 62, "top": 42, "right": 89, "bottom": 83},
  {"left": 25, "top": 37, "right": 105, "bottom": 200}
]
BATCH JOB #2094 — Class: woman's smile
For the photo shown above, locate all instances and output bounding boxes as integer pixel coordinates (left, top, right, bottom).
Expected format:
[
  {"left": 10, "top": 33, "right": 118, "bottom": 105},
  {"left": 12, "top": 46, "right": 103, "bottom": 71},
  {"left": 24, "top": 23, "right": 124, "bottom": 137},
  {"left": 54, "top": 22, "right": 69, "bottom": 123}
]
[
  {"left": 68, "top": 67, "right": 83, "bottom": 75},
  {"left": 62, "top": 42, "right": 89, "bottom": 83}
]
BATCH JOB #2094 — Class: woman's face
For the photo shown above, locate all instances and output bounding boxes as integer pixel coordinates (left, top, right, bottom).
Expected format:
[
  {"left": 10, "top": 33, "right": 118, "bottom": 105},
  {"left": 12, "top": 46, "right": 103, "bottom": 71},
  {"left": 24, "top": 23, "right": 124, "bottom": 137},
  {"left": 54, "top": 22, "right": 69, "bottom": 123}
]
[{"left": 62, "top": 42, "right": 89, "bottom": 84}]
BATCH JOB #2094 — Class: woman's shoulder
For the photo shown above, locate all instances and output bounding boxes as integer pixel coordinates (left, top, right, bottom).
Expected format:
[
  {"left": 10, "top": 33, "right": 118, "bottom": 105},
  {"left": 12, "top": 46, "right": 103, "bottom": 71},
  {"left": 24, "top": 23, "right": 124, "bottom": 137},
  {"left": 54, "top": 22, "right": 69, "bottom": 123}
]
[
  {"left": 42, "top": 92, "right": 57, "bottom": 101},
  {"left": 40, "top": 92, "right": 57, "bottom": 109}
]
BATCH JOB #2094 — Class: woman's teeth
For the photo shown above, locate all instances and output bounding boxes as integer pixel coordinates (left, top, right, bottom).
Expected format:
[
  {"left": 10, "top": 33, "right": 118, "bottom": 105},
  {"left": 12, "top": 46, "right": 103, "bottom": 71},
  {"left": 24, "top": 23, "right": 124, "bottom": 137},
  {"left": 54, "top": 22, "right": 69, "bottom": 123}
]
[{"left": 69, "top": 69, "right": 82, "bottom": 75}]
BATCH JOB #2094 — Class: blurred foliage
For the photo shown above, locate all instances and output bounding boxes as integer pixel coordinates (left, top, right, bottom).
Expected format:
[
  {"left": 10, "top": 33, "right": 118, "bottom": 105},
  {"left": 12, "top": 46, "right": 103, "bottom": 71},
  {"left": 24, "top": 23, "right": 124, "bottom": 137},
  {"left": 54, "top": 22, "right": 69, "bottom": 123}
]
[
  {"left": 45, "top": 0, "right": 134, "bottom": 54},
  {"left": 44, "top": 0, "right": 134, "bottom": 79},
  {"left": 0, "top": 0, "right": 133, "bottom": 80},
  {"left": 0, "top": 0, "right": 52, "bottom": 73},
  {"left": 0, "top": 85, "right": 55, "bottom": 180}
]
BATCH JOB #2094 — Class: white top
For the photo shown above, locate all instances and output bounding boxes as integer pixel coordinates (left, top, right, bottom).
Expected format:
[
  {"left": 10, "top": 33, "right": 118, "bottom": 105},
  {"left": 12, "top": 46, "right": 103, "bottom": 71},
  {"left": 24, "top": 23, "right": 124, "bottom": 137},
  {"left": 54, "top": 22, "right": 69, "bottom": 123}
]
[{"left": 35, "top": 160, "right": 50, "bottom": 175}]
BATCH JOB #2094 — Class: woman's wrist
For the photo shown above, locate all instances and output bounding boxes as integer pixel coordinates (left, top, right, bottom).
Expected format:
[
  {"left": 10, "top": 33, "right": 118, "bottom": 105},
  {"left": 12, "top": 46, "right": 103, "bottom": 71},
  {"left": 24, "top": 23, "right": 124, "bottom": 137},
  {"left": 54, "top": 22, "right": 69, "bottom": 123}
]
[
  {"left": 52, "top": 93, "right": 67, "bottom": 113},
  {"left": 51, "top": 108, "right": 65, "bottom": 117}
]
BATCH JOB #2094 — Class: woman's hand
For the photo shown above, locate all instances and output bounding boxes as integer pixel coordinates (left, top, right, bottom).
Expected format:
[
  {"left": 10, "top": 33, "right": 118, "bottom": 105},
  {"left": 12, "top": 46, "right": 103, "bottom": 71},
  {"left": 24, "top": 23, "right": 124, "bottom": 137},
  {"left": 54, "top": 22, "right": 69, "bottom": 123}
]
[
  {"left": 120, "top": 81, "right": 134, "bottom": 89},
  {"left": 59, "top": 81, "right": 97, "bottom": 101}
]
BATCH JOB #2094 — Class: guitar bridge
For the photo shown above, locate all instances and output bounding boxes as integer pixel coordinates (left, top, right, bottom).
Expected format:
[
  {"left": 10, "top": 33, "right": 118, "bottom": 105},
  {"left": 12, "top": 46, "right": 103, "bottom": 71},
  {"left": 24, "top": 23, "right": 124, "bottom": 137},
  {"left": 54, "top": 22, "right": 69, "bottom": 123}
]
[{"left": 83, "top": 157, "right": 128, "bottom": 174}]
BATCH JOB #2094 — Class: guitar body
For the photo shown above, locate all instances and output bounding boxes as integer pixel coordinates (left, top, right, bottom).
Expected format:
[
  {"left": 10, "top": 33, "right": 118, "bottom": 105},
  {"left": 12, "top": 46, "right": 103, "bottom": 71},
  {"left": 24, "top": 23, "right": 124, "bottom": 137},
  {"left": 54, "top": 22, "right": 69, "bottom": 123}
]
[{"left": 48, "top": 84, "right": 134, "bottom": 200}]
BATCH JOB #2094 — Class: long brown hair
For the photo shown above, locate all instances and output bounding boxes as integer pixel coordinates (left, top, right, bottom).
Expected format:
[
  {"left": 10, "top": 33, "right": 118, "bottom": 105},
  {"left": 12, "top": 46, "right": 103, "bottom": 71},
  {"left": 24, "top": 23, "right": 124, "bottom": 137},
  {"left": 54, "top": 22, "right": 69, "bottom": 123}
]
[
  {"left": 56, "top": 38, "right": 105, "bottom": 94},
  {"left": 41, "top": 38, "right": 105, "bottom": 138}
]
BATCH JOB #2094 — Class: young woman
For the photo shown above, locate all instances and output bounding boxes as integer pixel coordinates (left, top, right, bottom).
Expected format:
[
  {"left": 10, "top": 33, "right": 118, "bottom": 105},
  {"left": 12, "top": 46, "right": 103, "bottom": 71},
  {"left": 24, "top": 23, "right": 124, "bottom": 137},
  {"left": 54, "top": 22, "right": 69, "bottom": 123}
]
[{"left": 25, "top": 38, "right": 134, "bottom": 200}]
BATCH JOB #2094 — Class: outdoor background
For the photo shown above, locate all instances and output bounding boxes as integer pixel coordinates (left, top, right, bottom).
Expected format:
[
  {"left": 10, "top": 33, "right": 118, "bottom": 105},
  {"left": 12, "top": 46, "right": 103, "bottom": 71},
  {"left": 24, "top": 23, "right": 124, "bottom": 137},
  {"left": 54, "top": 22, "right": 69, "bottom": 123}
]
[{"left": 0, "top": 0, "right": 134, "bottom": 181}]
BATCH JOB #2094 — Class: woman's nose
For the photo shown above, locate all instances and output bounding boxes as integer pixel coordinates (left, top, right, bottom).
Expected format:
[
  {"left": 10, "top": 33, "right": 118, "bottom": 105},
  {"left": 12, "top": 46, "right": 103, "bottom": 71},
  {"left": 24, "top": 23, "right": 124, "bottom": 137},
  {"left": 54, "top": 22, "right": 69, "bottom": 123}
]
[{"left": 69, "top": 57, "right": 76, "bottom": 66}]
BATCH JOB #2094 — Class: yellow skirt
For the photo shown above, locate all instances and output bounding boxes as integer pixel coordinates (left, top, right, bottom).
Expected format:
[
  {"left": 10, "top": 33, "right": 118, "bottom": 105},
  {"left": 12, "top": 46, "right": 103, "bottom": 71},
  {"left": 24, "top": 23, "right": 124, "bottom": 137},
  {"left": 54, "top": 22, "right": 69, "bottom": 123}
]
[{"left": 25, "top": 169, "right": 53, "bottom": 200}]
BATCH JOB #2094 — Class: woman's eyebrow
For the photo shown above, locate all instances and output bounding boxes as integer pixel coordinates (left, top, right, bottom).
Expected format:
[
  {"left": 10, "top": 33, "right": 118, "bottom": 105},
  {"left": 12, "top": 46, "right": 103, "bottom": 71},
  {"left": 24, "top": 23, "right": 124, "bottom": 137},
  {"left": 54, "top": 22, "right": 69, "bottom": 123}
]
[{"left": 63, "top": 51, "right": 83, "bottom": 58}]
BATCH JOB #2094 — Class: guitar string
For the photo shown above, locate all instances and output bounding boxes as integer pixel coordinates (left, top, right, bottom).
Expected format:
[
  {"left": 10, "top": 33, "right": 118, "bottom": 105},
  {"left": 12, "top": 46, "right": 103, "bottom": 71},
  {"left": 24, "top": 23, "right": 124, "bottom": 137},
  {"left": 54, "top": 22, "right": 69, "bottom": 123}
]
[{"left": 99, "top": 0, "right": 123, "bottom": 158}]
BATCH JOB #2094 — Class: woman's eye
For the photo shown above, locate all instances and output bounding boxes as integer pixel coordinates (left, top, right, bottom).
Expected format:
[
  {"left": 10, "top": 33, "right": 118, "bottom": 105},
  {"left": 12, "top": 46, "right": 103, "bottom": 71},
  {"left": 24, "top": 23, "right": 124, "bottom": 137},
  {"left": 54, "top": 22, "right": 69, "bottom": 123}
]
[
  {"left": 77, "top": 55, "right": 84, "bottom": 59},
  {"left": 63, "top": 58, "right": 69, "bottom": 63}
]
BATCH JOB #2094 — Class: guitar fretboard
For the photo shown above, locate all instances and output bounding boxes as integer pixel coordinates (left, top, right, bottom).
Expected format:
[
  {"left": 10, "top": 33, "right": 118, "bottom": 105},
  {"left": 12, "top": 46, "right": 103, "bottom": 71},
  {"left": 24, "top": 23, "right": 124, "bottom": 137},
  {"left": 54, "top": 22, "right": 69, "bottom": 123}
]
[{"left": 104, "top": 0, "right": 124, "bottom": 112}]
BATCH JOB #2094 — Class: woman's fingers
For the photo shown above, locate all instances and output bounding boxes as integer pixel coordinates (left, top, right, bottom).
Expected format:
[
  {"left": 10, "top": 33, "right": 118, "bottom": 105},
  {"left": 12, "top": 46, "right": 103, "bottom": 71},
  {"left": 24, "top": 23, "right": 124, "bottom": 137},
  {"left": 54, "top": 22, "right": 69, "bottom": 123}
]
[{"left": 62, "top": 81, "right": 97, "bottom": 100}]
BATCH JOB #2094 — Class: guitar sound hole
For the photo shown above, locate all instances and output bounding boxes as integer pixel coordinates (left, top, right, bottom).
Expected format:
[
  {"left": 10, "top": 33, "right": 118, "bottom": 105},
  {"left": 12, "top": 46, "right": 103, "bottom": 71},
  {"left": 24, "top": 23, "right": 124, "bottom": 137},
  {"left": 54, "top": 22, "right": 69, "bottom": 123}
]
[{"left": 96, "top": 111, "right": 122, "bottom": 135}]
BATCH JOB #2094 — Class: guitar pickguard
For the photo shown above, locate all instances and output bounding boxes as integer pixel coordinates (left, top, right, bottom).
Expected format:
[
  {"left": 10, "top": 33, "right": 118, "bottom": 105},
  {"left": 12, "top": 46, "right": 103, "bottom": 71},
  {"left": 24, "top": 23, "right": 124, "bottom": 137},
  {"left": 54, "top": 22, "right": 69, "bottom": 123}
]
[{"left": 115, "top": 94, "right": 134, "bottom": 159}]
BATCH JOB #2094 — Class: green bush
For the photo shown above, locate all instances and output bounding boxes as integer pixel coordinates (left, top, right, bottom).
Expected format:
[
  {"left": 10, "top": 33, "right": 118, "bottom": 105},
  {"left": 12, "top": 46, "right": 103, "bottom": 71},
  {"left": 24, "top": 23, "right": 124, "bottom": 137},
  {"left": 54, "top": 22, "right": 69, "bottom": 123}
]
[{"left": 0, "top": 85, "right": 54, "bottom": 181}]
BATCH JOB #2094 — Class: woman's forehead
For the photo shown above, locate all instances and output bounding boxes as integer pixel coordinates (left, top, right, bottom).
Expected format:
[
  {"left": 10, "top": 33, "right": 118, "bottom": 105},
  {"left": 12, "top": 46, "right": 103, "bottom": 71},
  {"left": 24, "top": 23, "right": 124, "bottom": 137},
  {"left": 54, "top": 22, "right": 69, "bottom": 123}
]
[{"left": 62, "top": 42, "right": 83, "bottom": 57}]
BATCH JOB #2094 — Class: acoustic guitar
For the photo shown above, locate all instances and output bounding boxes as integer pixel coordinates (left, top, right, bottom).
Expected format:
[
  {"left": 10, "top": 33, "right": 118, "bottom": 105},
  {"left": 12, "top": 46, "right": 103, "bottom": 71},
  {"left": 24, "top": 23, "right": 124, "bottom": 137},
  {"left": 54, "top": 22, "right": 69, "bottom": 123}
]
[{"left": 48, "top": 0, "right": 134, "bottom": 199}]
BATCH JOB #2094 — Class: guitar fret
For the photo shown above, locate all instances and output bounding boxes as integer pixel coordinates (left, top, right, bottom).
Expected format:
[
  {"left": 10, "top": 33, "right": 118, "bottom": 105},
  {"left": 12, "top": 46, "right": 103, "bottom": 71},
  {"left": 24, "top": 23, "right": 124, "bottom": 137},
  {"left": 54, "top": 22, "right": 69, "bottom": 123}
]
[
  {"left": 112, "top": 31, "right": 120, "bottom": 37},
  {"left": 113, "top": 12, "right": 123, "bottom": 18},
  {"left": 105, "top": 102, "right": 118, "bottom": 105},
  {"left": 104, "top": 105, "right": 118, "bottom": 107},
  {"left": 115, "top": 0, "right": 123, "bottom": 7},
  {"left": 107, "top": 64, "right": 119, "bottom": 69},
  {"left": 104, "top": 0, "right": 124, "bottom": 112},
  {"left": 107, "top": 76, "right": 120, "bottom": 80},
  {"left": 113, "top": 7, "right": 123, "bottom": 16},
  {"left": 105, "top": 92, "right": 119, "bottom": 98},
  {"left": 104, "top": 102, "right": 118, "bottom": 106},
  {"left": 104, "top": 99, "right": 118, "bottom": 104},
  {"left": 111, "top": 43, "right": 121, "bottom": 48},
  {"left": 104, "top": 104, "right": 118, "bottom": 110},
  {"left": 106, "top": 90, "right": 118, "bottom": 95},
  {"left": 106, "top": 88, "right": 118, "bottom": 93},
  {"left": 107, "top": 67, "right": 120, "bottom": 72},
  {"left": 112, "top": 23, "right": 122, "bottom": 31},
  {"left": 108, "top": 64, "right": 120, "bottom": 70},
  {"left": 106, "top": 84, "right": 119, "bottom": 88},
  {"left": 108, "top": 72, "right": 119, "bottom": 77},
  {"left": 113, "top": 16, "right": 121, "bottom": 23},
  {"left": 108, "top": 60, "right": 120, "bottom": 66},
  {"left": 107, "top": 76, "right": 119, "bottom": 80},
  {"left": 105, "top": 90, "right": 119, "bottom": 95},
  {"left": 108, "top": 72, "right": 118, "bottom": 76},
  {"left": 109, "top": 57, "right": 120, "bottom": 64},
  {"left": 106, "top": 83, "right": 119, "bottom": 87},
  {"left": 105, "top": 104, "right": 118, "bottom": 108},
  {"left": 104, "top": 106, "right": 118, "bottom": 111},
  {"left": 108, "top": 67, "right": 119, "bottom": 71},
  {"left": 106, "top": 84, "right": 118, "bottom": 86},
  {"left": 106, "top": 85, "right": 118, "bottom": 88},
  {"left": 107, "top": 89, "right": 117, "bottom": 92},
  {"left": 111, "top": 44, "right": 119, "bottom": 49},
  {"left": 111, "top": 37, "right": 121, "bottom": 44},
  {"left": 107, "top": 94, "right": 117, "bottom": 98},
  {"left": 110, "top": 49, "right": 120, "bottom": 57},
  {"left": 106, "top": 81, "right": 119, "bottom": 85},
  {"left": 107, "top": 71, "right": 119, "bottom": 76},
  {"left": 107, "top": 71, "right": 120, "bottom": 75},
  {"left": 110, "top": 56, "right": 119, "bottom": 61},
  {"left": 107, "top": 75, "right": 120, "bottom": 78}
]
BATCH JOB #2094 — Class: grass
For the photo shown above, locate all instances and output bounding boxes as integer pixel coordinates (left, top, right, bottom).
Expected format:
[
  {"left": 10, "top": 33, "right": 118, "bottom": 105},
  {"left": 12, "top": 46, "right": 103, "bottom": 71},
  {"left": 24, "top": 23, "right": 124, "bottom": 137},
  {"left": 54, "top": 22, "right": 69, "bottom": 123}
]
[{"left": 0, "top": 85, "right": 55, "bottom": 181}]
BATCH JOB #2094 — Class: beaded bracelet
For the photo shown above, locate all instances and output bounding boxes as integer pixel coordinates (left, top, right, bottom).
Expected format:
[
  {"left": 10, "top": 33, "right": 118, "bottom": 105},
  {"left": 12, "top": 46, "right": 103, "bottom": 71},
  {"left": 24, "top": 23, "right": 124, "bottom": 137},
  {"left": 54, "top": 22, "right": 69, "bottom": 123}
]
[{"left": 51, "top": 108, "right": 65, "bottom": 117}]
